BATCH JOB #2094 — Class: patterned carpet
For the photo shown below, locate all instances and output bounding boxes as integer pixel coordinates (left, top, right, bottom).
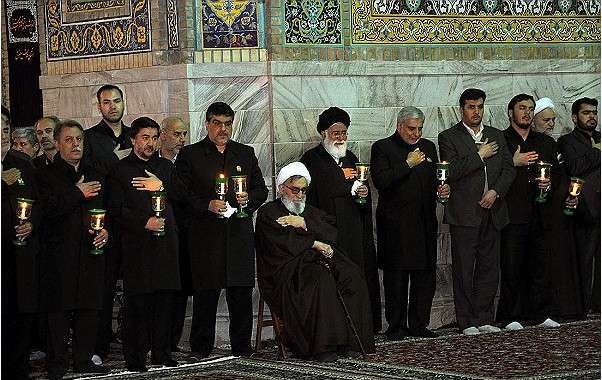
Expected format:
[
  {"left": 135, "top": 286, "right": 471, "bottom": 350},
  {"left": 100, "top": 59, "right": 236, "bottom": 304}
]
[{"left": 30, "top": 319, "right": 600, "bottom": 380}]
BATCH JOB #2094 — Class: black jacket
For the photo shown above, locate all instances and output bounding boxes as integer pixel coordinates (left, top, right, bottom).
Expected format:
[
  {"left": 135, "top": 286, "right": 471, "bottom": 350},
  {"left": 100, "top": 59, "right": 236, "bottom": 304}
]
[
  {"left": 175, "top": 137, "right": 268, "bottom": 289},
  {"left": 371, "top": 134, "right": 438, "bottom": 270},
  {"left": 108, "top": 152, "right": 181, "bottom": 296},
  {"left": 35, "top": 156, "right": 106, "bottom": 311}
]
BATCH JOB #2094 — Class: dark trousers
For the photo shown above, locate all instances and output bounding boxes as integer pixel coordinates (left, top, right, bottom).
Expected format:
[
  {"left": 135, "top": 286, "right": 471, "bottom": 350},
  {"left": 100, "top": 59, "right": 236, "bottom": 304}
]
[
  {"left": 575, "top": 222, "right": 601, "bottom": 313},
  {"left": 95, "top": 245, "right": 122, "bottom": 359},
  {"left": 47, "top": 309, "right": 98, "bottom": 378},
  {"left": 497, "top": 223, "right": 531, "bottom": 322},
  {"left": 123, "top": 291, "right": 174, "bottom": 367},
  {"left": 171, "top": 292, "right": 189, "bottom": 349},
  {"left": 190, "top": 287, "right": 253, "bottom": 355},
  {"left": 383, "top": 269, "right": 436, "bottom": 333},
  {"left": 450, "top": 213, "right": 500, "bottom": 330},
  {"left": 3, "top": 312, "right": 35, "bottom": 380}
]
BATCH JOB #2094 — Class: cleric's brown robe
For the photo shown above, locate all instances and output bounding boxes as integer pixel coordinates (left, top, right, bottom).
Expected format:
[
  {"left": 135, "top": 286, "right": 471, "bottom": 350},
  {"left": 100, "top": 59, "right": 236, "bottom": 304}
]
[{"left": 255, "top": 199, "right": 375, "bottom": 357}]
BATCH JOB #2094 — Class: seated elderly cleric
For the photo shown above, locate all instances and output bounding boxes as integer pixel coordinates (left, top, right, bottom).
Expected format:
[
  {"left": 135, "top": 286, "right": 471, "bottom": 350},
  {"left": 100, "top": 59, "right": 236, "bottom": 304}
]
[{"left": 254, "top": 162, "right": 375, "bottom": 362}]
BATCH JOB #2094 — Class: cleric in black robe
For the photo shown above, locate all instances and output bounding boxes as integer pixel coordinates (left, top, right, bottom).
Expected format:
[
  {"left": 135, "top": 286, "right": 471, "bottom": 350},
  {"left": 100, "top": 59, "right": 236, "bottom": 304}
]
[
  {"left": 300, "top": 107, "right": 382, "bottom": 333},
  {"left": 255, "top": 162, "right": 375, "bottom": 362},
  {"left": 1, "top": 109, "right": 42, "bottom": 380},
  {"left": 371, "top": 106, "right": 444, "bottom": 340},
  {"left": 107, "top": 117, "right": 181, "bottom": 371},
  {"left": 526, "top": 98, "right": 584, "bottom": 323},
  {"left": 35, "top": 120, "right": 110, "bottom": 379}
]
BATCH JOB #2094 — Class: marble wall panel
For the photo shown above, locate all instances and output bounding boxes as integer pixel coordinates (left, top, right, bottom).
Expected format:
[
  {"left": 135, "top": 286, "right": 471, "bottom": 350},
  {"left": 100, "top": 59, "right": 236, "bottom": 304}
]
[
  {"left": 189, "top": 76, "right": 269, "bottom": 112},
  {"left": 272, "top": 77, "right": 303, "bottom": 109},
  {"left": 248, "top": 142, "right": 274, "bottom": 179},
  {"left": 274, "top": 142, "right": 304, "bottom": 173},
  {"left": 553, "top": 103, "right": 577, "bottom": 137},
  {"left": 512, "top": 73, "right": 601, "bottom": 104},
  {"left": 56, "top": 86, "right": 97, "bottom": 119},
  {"left": 434, "top": 264, "right": 454, "bottom": 299},
  {"left": 167, "top": 79, "right": 190, "bottom": 115},
  {"left": 274, "top": 108, "right": 387, "bottom": 143},
  {"left": 460, "top": 75, "right": 514, "bottom": 106},
  {"left": 233, "top": 109, "right": 271, "bottom": 144},
  {"left": 301, "top": 77, "right": 368, "bottom": 108},
  {"left": 358, "top": 140, "right": 375, "bottom": 163},
  {"left": 123, "top": 81, "right": 168, "bottom": 115}
]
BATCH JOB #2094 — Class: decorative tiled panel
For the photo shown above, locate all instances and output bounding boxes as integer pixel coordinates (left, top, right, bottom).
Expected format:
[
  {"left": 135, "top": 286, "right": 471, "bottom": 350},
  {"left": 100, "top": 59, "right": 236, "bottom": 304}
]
[
  {"left": 351, "top": 0, "right": 601, "bottom": 44},
  {"left": 45, "top": 0, "right": 151, "bottom": 60},
  {"left": 199, "top": 0, "right": 260, "bottom": 48},
  {"left": 284, "top": 0, "right": 342, "bottom": 45}
]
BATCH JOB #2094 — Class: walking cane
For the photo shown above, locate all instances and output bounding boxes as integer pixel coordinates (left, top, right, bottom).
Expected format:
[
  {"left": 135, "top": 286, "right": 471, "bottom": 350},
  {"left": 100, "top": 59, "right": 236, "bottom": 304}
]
[{"left": 319, "top": 259, "right": 368, "bottom": 359}]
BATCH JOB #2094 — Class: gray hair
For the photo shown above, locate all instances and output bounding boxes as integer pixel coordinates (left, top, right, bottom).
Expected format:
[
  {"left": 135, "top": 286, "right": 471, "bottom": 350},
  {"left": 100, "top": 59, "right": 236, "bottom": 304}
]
[
  {"left": 161, "top": 116, "right": 185, "bottom": 131},
  {"left": 11, "top": 127, "right": 38, "bottom": 146},
  {"left": 396, "top": 106, "right": 425, "bottom": 125}
]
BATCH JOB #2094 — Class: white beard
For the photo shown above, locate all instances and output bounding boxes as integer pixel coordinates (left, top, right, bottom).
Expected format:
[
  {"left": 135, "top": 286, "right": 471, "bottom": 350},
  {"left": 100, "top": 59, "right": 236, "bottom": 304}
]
[
  {"left": 281, "top": 197, "right": 305, "bottom": 215},
  {"left": 323, "top": 137, "right": 347, "bottom": 160}
]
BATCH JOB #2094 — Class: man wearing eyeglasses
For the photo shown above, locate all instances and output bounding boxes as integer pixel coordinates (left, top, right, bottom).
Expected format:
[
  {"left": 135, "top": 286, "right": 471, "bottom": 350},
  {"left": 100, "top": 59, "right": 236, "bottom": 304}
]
[
  {"left": 175, "top": 102, "right": 268, "bottom": 358},
  {"left": 255, "top": 162, "right": 374, "bottom": 362},
  {"left": 300, "top": 107, "right": 382, "bottom": 334}
]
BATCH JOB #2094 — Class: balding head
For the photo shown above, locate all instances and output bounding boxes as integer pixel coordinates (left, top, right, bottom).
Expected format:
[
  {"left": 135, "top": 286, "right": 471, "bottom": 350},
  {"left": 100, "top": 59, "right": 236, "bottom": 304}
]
[{"left": 160, "top": 116, "right": 189, "bottom": 160}]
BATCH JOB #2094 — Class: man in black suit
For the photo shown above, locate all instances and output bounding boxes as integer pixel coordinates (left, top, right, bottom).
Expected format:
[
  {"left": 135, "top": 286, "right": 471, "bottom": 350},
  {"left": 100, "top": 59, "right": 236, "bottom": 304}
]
[
  {"left": 558, "top": 97, "right": 600, "bottom": 314},
  {"left": 371, "top": 106, "right": 449, "bottom": 340},
  {"left": 438, "top": 88, "right": 515, "bottom": 335},
  {"left": 84, "top": 84, "right": 132, "bottom": 362},
  {"left": 175, "top": 102, "right": 268, "bottom": 358},
  {"left": 497, "top": 94, "right": 556, "bottom": 329}
]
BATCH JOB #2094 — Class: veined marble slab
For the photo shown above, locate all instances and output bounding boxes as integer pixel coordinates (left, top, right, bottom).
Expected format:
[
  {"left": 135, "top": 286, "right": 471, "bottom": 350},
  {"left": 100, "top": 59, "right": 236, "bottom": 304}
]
[
  {"left": 186, "top": 62, "right": 268, "bottom": 78},
  {"left": 269, "top": 59, "right": 599, "bottom": 77},
  {"left": 232, "top": 109, "right": 271, "bottom": 144},
  {"left": 274, "top": 108, "right": 387, "bottom": 143},
  {"left": 513, "top": 73, "right": 601, "bottom": 103},
  {"left": 189, "top": 76, "right": 269, "bottom": 112}
]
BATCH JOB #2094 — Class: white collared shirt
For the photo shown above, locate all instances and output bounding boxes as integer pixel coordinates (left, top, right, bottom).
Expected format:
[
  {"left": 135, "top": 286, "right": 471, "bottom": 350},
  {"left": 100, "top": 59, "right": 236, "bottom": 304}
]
[{"left": 462, "top": 122, "right": 488, "bottom": 194}]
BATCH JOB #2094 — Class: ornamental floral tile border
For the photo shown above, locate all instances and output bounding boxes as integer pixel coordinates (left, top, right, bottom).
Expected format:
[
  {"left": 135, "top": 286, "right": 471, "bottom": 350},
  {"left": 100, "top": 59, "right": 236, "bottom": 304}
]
[
  {"left": 45, "top": 0, "right": 151, "bottom": 60},
  {"left": 284, "top": 0, "right": 343, "bottom": 45},
  {"left": 352, "top": 0, "right": 601, "bottom": 44},
  {"left": 199, "top": 0, "right": 260, "bottom": 49}
]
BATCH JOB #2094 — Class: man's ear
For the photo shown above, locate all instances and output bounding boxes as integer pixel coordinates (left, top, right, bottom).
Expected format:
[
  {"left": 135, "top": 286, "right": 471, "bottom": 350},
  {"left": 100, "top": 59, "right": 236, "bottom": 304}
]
[{"left": 571, "top": 114, "right": 578, "bottom": 125}]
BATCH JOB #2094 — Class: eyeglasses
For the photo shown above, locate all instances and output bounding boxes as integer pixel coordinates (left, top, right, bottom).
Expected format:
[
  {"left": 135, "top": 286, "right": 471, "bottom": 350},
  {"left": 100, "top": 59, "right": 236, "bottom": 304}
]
[
  {"left": 285, "top": 185, "right": 308, "bottom": 195},
  {"left": 209, "top": 118, "right": 233, "bottom": 129}
]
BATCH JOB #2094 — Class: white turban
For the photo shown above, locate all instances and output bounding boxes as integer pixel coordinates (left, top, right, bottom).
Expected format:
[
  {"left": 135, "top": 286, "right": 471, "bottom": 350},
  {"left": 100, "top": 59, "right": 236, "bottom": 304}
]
[
  {"left": 534, "top": 97, "right": 555, "bottom": 116},
  {"left": 276, "top": 162, "right": 311, "bottom": 188}
]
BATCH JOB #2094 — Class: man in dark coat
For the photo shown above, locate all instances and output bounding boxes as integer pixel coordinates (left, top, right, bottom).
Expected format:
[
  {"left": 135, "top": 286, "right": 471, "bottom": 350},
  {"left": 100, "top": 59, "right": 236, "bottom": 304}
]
[
  {"left": 1, "top": 107, "right": 42, "bottom": 380},
  {"left": 371, "top": 106, "right": 447, "bottom": 340},
  {"left": 159, "top": 116, "right": 192, "bottom": 352},
  {"left": 255, "top": 162, "right": 375, "bottom": 362},
  {"left": 33, "top": 116, "right": 60, "bottom": 168},
  {"left": 558, "top": 97, "right": 600, "bottom": 314},
  {"left": 438, "top": 88, "right": 515, "bottom": 335},
  {"left": 300, "top": 106, "right": 382, "bottom": 334},
  {"left": 83, "top": 84, "right": 132, "bottom": 361},
  {"left": 497, "top": 94, "right": 557, "bottom": 329},
  {"left": 108, "top": 117, "right": 181, "bottom": 371},
  {"left": 175, "top": 102, "right": 268, "bottom": 357},
  {"left": 36, "top": 120, "right": 110, "bottom": 379}
]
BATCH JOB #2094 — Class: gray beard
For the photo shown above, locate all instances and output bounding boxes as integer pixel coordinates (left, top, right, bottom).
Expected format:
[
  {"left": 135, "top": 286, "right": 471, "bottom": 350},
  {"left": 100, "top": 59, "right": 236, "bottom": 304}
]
[
  {"left": 281, "top": 197, "right": 305, "bottom": 215},
  {"left": 323, "top": 138, "right": 347, "bottom": 160}
]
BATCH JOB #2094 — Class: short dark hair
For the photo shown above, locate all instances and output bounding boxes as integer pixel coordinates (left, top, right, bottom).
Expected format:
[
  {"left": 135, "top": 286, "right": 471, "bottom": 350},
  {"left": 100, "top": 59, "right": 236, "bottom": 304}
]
[
  {"left": 459, "top": 88, "right": 487, "bottom": 107},
  {"left": 507, "top": 94, "right": 535, "bottom": 111},
  {"left": 53, "top": 119, "right": 84, "bottom": 140},
  {"left": 96, "top": 84, "right": 124, "bottom": 102},
  {"left": 205, "top": 102, "right": 234, "bottom": 122},
  {"left": 130, "top": 117, "right": 160, "bottom": 138},
  {"left": 571, "top": 97, "right": 598, "bottom": 115},
  {"left": 1, "top": 105, "right": 10, "bottom": 121}
]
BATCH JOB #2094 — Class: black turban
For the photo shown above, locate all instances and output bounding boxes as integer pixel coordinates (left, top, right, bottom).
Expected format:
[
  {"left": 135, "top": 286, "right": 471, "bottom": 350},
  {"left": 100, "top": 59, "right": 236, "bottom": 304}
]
[{"left": 316, "top": 107, "right": 350, "bottom": 133}]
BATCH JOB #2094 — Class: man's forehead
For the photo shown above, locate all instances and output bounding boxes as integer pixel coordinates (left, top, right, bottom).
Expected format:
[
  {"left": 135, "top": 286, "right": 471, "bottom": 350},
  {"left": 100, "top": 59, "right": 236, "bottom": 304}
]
[
  {"left": 37, "top": 119, "right": 55, "bottom": 130},
  {"left": 327, "top": 122, "right": 347, "bottom": 132},
  {"left": 99, "top": 90, "right": 122, "bottom": 101},
  {"left": 579, "top": 104, "right": 597, "bottom": 112},
  {"left": 61, "top": 128, "right": 83, "bottom": 138},
  {"left": 287, "top": 177, "right": 308, "bottom": 186}
]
